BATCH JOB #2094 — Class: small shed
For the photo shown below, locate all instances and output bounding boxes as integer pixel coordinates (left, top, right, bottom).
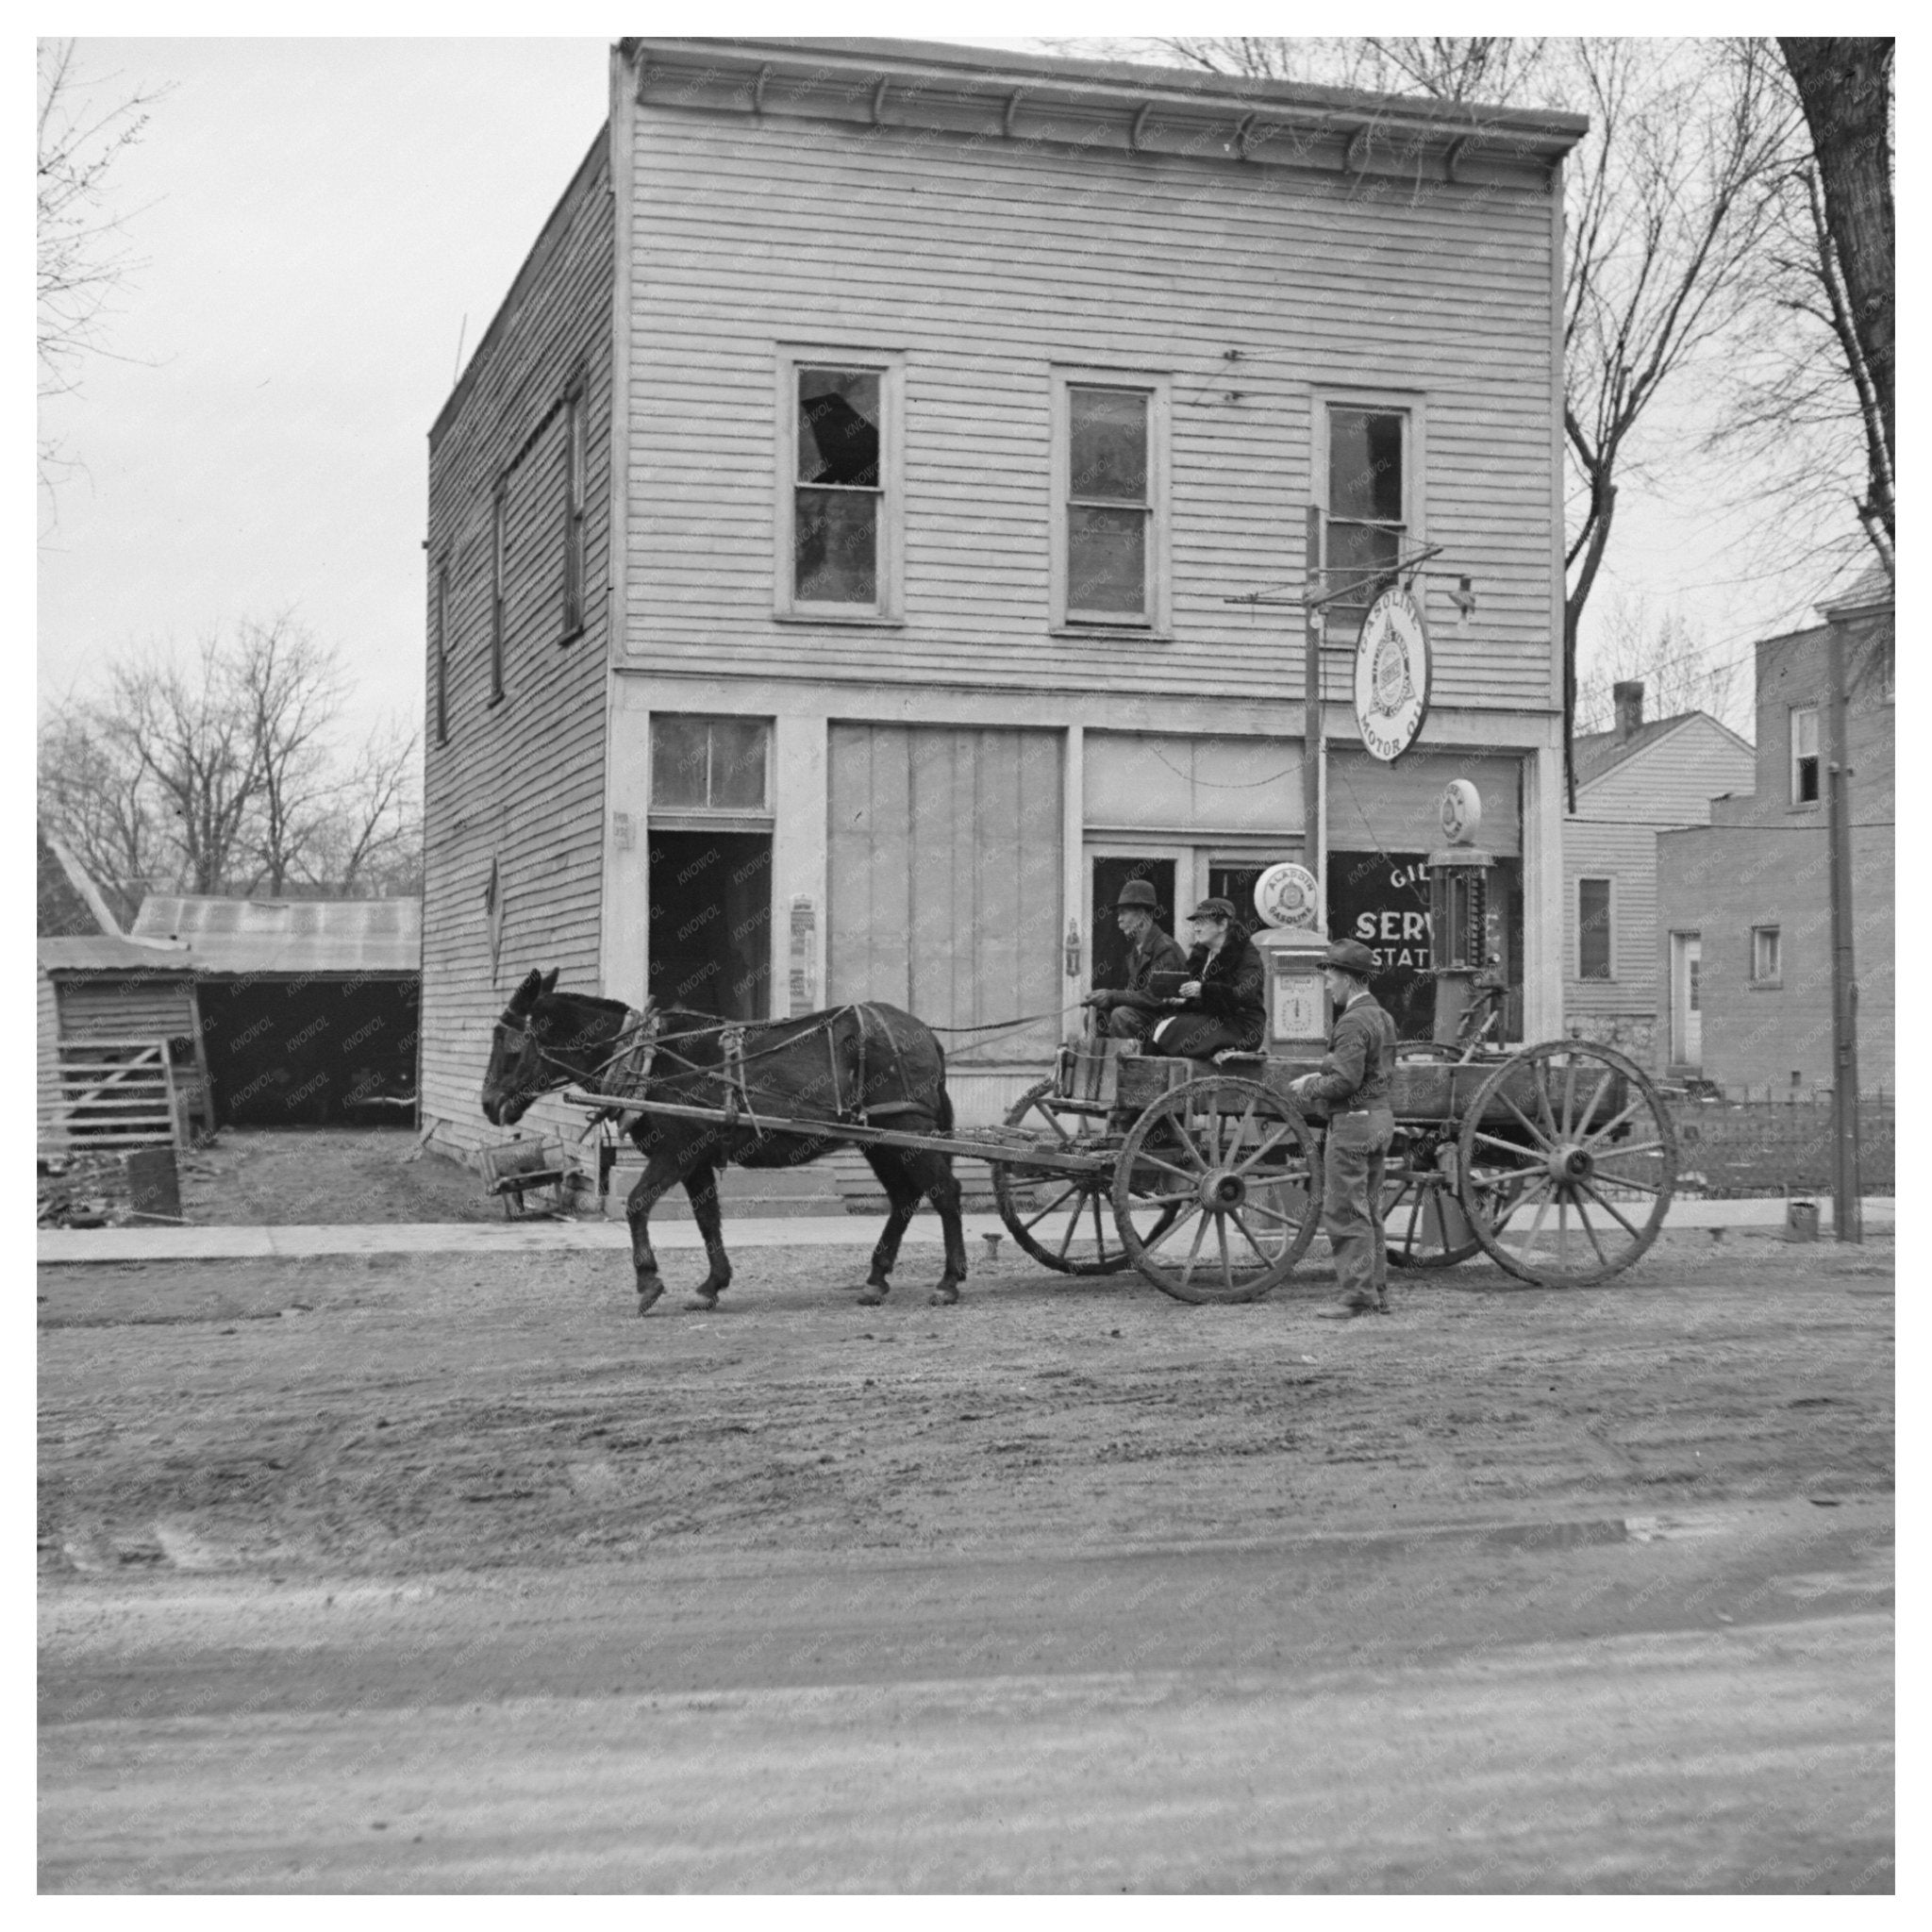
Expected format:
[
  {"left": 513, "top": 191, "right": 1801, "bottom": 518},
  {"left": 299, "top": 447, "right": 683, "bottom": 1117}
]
[{"left": 129, "top": 896, "right": 422, "bottom": 1126}]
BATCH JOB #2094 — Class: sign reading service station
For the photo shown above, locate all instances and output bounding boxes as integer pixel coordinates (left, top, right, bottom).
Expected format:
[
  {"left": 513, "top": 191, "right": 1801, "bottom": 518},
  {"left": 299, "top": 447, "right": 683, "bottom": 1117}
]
[{"left": 1352, "top": 585, "right": 1431, "bottom": 762}]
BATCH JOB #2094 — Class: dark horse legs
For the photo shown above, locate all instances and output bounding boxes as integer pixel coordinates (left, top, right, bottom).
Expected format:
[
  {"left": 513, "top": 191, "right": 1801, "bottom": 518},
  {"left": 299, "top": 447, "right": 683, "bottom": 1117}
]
[
  {"left": 858, "top": 1146, "right": 967, "bottom": 1307},
  {"left": 628, "top": 1141, "right": 965, "bottom": 1316}
]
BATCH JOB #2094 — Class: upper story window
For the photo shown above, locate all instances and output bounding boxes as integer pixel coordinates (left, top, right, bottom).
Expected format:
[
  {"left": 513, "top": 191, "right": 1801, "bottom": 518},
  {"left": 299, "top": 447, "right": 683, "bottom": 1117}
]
[
  {"left": 651, "top": 715, "right": 771, "bottom": 815},
  {"left": 433, "top": 564, "right": 450, "bottom": 746},
  {"left": 1576, "top": 875, "right": 1613, "bottom": 982},
  {"left": 776, "top": 349, "right": 903, "bottom": 622},
  {"left": 1054, "top": 371, "right": 1170, "bottom": 630},
  {"left": 1324, "top": 401, "right": 1415, "bottom": 634},
  {"left": 1751, "top": 924, "right": 1782, "bottom": 986},
  {"left": 488, "top": 480, "right": 507, "bottom": 705},
  {"left": 561, "top": 380, "right": 587, "bottom": 639},
  {"left": 1790, "top": 705, "right": 1820, "bottom": 804}
]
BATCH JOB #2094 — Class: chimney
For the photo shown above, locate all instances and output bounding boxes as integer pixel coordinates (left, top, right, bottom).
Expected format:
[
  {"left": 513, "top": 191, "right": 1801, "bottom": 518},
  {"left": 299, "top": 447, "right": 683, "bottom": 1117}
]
[{"left": 1613, "top": 680, "right": 1644, "bottom": 741}]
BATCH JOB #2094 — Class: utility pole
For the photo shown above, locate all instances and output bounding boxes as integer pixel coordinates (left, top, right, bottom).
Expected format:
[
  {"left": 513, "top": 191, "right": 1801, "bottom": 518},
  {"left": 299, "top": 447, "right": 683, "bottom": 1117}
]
[
  {"left": 1826, "top": 613, "right": 1862, "bottom": 1241},
  {"left": 1304, "top": 506, "right": 1324, "bottom": 910}
]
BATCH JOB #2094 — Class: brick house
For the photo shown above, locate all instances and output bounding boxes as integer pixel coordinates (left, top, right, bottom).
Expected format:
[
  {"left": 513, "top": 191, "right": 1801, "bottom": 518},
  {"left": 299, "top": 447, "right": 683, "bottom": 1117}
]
[
  {"left": 1655, "top": 569, "right": 1893, "bottom": 1094},
  {"left": 1562, "top": 682, "right": 1754, "bottom": 1068}
]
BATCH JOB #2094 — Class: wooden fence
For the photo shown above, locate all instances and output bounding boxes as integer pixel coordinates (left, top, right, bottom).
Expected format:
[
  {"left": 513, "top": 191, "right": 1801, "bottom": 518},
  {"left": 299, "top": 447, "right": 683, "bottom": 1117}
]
[
  {"left": 38, "top": 1038, "right": 182, "bottom": 1158},
  {"left": 1668, "top": 1090, "right": 1893, "bottom": 1198}
]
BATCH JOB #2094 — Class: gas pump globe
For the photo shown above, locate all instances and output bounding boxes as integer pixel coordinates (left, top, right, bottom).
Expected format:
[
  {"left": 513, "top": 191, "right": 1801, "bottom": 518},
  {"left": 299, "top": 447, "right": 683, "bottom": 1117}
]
[{"left": 1428, "top": 779, "right": 1496, "bottom": 1046}]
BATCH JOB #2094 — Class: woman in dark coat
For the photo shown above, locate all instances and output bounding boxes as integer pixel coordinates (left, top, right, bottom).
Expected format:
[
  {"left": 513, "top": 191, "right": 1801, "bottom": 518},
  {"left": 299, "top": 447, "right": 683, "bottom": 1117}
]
[{"left": 1148, "top": 897, "right": 1267, "bottom": 1059}]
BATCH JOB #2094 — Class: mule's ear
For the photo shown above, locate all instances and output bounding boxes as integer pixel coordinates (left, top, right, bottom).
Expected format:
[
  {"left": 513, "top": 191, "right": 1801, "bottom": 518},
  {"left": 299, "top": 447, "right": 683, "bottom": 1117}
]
[
  {"left": 540, "top": 968, "right": 560, "bottom": 996},
  {"left": 512, "top": 968, "right": 542, "bottom": 1010}
]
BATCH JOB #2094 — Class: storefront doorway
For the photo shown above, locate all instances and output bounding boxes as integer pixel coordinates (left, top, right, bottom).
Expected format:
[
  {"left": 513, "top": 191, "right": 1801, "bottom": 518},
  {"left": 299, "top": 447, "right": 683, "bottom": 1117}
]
[{"left": 647, "top": 830, "right": 772, "bottom": 1021}]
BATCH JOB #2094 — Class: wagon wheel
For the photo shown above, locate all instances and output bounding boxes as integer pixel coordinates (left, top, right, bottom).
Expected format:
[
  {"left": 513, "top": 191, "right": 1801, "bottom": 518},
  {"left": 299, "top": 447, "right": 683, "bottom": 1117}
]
[
  {"left": 991, "top": 1079, "right": 1177, "bottom": 1275},
  {"left": 1457, "top": 1041, "right": 1677, "bottom": 1287},
  {"left": 1113, "top": 1076, "right": 1320, "bottom": 1304},
  {"left": 1381, "top": 1131, "right": 1482, "bottom": 1269}
]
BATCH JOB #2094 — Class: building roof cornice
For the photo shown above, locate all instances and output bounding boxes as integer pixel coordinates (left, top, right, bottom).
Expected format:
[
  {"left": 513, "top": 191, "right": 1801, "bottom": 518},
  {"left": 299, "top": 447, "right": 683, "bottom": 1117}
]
[{"left": 621, "top": 37, "right": 1586, "bottom": 188}]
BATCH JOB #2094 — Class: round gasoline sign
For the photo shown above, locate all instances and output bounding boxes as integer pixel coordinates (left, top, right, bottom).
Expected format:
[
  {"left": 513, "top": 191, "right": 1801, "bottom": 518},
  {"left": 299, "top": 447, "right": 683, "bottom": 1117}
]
[
  {"left": 1253, "top": 861, "right": 1321, "bottom": 931},
  {"left": 1353, "top": 584, "right": 1431, "bottom": 762}
]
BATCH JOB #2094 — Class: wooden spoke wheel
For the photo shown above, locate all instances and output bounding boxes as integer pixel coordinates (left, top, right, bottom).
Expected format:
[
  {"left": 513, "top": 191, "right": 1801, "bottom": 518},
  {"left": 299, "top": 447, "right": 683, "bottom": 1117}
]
[
  {"left": 991, "top": 1078, "right": 1174, "bottom": 1275},
  {"left": 1113, "top": 1076, "right": 1320, "bottom": 1304},
  {"left": 1381, "top": 1131, "right": 1481, "bottom": 1269},
  {"left": 1457, "top": 1041, "right": 1677, "bottom": 1287}
]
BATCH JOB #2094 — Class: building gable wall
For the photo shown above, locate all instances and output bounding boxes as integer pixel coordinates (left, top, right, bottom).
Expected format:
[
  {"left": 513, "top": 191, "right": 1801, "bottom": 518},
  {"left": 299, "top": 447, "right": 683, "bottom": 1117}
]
[{"left": 422, "top": 130, "right": 616, "bottom": 1158}]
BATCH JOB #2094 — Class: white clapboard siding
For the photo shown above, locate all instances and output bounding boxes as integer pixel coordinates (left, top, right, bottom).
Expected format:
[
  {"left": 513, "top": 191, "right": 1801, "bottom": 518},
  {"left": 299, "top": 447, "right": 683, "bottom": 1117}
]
[
  {"left": 1564, "top": 720, "right": 1757, "bottom": 1048},
  {"left": 422, "top": 133, "right": 615, "bottom": 1159},
  {"left": 623, "top": 109, "right": 1561, "bottom": 709},
  {"left": 828, "top": 724, "right": 1065, "bottom": 1068},
  {"left": 54, "top": 974, "right": 199, "bottom": 1042}
]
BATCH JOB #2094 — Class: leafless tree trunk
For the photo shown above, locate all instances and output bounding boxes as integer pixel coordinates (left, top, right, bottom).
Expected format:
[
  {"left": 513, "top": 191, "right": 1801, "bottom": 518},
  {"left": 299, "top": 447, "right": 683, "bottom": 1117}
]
[
  {"left": 235, "top": 616, "right": 348, "bottom": 893},
  {"left": 1776, "top": 38, "right": 1893, "bottom": 574}
]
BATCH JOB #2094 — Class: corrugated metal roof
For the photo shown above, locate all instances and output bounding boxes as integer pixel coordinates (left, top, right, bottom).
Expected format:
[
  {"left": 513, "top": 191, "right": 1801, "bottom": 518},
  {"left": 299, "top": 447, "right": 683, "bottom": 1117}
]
[
  {"left": 128, "top": 896, "right": 421, "bottom": 975},
  {"left": 39, "top": 935, "right": 192, "bottom": 974}
]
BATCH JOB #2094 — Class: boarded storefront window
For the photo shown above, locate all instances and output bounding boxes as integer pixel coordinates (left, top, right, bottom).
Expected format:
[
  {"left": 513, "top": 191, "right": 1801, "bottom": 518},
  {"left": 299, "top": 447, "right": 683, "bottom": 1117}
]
[{"left": 828, "top": 724, "right": 1063, "bottom": 1063}]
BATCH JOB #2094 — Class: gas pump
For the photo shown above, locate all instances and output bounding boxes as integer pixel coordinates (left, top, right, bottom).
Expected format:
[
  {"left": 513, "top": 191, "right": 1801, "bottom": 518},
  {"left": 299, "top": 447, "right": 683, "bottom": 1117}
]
[
  {"left": 1427, "top": 779, "right": 1501, "bottom": 1047},
  {"left": 1247, "top": 861, "right": 1329, "bottom": 1059}
]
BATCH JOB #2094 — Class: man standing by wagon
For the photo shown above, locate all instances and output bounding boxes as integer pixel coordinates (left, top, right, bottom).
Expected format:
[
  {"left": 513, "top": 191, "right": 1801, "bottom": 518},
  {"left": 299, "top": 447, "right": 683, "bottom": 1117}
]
[
  {"left": 1083, "top": 878, "right": 1190, "bottom": 1043},
  {"left": 1289, "top": 938, "right": 1399, "bottom": 1319}
]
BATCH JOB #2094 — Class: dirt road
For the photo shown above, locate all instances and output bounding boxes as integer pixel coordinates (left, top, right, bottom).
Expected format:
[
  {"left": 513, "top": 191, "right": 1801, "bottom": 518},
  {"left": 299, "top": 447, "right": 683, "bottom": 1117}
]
[{"left": 39, "top": 1234, "right": 1893, "bottom": 1890}]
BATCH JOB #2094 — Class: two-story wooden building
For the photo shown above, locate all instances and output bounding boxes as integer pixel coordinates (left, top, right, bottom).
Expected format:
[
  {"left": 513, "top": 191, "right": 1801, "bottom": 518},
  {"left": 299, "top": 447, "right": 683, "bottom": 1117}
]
[{"left": 421, "top": 37, "right": 1586, "bottom": 1154}]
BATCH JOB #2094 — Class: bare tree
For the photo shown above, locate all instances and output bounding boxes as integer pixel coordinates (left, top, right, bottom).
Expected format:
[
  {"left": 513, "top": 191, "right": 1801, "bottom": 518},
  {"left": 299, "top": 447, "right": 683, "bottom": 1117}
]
[
  {"left": 1574, "top": 596, "right": 1740, "bottom": 737},
  {"left": 37, "top": 38, "right": 164, "bottom": 509},
  {"left": 302, "top": 718, "right": 425, "bottom": 898},
  {"left": 234, "top": 617, "right": 349, "bottom": 893},
  {"left": 38, "top": 618, "right": 424, "bottom": 908},
  {"left": 35, "top": 704, "right": 158, "bottom": 929},
  {"left": 1774, "top": 38, "right": 1893, "bottom": 574}
]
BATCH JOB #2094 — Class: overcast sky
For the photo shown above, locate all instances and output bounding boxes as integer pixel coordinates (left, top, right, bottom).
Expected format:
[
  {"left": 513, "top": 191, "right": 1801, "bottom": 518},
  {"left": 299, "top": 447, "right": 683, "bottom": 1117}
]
[{"left": 38, "top": 30, "right": 1829, "bottom": 749}]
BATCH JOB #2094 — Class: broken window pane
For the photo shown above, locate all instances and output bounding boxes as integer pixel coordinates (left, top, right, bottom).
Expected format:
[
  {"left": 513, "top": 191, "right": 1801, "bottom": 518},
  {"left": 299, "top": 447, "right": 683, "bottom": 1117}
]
[
  {"left": 1328, "top": 408, "right": 1405, "bottom": 523},
  {"left": 797, "top": 370, "right": 880, "bottom": 487},
  {"left": 1069, "top": 505, "right": 1146, "bottom": 615},
  {"left": 795, "top": 488, "right": 877, "bottom": 604},
  {"left": 1070, "top": 389, "right": 1148, "bottom": 501}
]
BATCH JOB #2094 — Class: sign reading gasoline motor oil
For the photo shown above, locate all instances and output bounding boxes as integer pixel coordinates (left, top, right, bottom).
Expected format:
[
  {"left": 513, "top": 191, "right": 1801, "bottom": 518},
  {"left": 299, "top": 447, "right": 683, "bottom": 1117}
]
[{"left": 1353, "top": 585, "right": 1431, "bottom": 762}]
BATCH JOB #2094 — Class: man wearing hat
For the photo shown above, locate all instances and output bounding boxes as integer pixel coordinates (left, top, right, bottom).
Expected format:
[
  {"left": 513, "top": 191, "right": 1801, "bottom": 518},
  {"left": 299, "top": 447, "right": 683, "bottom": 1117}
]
[
  {"left": 1082, "top": 878, "right": 1191, "bottom": 1041},
  {"left": 1146, "top": 897, "right": 1268, "bottom": 1059},
  {"left": 1290, "top": 938, "right": 1400, "bottom": 1317}
]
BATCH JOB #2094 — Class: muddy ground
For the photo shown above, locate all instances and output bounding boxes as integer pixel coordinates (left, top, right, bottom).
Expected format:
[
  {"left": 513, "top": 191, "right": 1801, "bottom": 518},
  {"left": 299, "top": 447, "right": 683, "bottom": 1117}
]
[
  {"left": 39, "top": 1233, "right": 1893, "bottom": 1890},
  {"left": 178, "top": 1127, "right": 507, "bottom": 1226}
]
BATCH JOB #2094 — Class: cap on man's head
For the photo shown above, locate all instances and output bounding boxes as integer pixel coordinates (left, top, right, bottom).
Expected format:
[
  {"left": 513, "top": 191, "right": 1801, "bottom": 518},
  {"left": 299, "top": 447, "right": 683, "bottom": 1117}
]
[
  {"left": 1188, "top": 897, "right": 1238, "bottom": 924},
  {"left": 1113, "top": 878, "right": 1162, "bottom": 912},
  {"left": 1324, "top": 937, "right": 1378, "bottom": 978}
]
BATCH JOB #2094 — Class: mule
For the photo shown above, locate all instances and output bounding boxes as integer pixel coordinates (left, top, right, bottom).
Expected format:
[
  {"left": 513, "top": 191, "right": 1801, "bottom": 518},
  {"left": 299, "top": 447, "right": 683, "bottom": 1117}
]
[{"left": 480, "top": 969, "right": 968, "bottom": 1312}]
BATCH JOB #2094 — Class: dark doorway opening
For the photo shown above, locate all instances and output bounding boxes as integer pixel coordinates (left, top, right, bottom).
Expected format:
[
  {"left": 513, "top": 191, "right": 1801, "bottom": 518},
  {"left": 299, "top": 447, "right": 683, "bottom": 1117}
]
[
  {"left": 649, "top": 831, "right": 772, "bottom": 1020},
  {"left": 198, "top": 978, "right": 419, "bottom": 1126},
  {"left": 1091, "top": 855, "right": 1178, "bottom": 997}
]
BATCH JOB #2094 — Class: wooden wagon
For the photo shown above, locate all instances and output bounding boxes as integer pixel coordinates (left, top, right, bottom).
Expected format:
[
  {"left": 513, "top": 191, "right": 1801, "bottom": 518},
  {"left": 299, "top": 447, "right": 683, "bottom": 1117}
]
[{"left": 566, "top": 1020, "right": 1676, "bottom": 1305}]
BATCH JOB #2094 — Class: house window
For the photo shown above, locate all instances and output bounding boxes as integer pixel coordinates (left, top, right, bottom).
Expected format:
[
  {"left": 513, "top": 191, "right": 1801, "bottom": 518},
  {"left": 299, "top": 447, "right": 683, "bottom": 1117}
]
[
  {"left": 1324, "top": 402, "right": 1412, "bottom": 633},
  {"left": 1790, "top": 706, "right": 1820, "bottom": 804},
  {"left": 434, "top": 564, "right": 450, "bottom": 746},
  {"left": 1752, "top": 924, "right": 1782, "bottom": 986},
  {"left": 776, "top": 349, "right": 903, "bottom": 620},
  {"left": 1055, "top": 375, "right": 1168, "bottom": 627},
  {"left": 651, "top": 716, "right": 771, "bottom": 813},
  {"left": 561, "top": 381, "right": 587, "bottom": 638},
  {"left": 489, "top": 481, "right": 507, "bottom": 705},
  {"left": 1576, "top": 876, "right": 1613, "bottom": 981}
]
